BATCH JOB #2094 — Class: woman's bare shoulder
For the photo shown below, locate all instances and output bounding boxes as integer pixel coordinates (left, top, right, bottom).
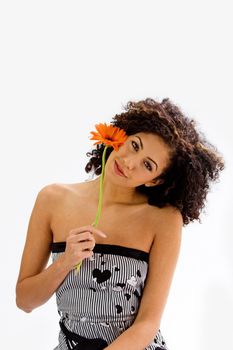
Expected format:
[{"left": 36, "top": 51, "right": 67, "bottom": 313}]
[
  {"left": 41, "top": 182, "right": 91, "bottom": 222},
  {"left": 149, "top": 204, "right": 183, "bottom": 239},
  {"left": 147, "top": 202, "right": 182, "bottom": 219},
  {"left": 40, "top": 182, "right": 84, "bottom": 199}
]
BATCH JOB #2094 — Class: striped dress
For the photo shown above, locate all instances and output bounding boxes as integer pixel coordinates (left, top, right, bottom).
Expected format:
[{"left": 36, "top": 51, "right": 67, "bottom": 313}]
[{"left": 51, "top": 242, "right": 169, "bottom": 350}]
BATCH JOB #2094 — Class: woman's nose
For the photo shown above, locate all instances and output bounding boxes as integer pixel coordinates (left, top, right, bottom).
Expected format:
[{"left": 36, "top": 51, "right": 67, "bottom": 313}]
[{"left": 123, "top": 157, "right": 135, "bottom": 170}]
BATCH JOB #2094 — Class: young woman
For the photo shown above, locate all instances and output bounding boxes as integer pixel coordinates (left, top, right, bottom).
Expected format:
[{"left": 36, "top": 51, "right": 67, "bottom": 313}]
[{"left": 15, "top": 98, "right": 225, "bottom": 349}]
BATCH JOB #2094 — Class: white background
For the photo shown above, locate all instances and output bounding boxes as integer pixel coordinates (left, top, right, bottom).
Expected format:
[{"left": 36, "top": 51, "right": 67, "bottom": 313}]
[{"left": 1, "top": 1, "right": 232, "bottom": 349}]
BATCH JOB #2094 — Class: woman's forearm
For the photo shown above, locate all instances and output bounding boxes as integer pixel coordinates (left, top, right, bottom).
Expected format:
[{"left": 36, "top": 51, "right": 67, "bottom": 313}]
[
  {"left": 15, "top": 254, "right": 71, "bottom": 312},
  {"left": 104, "top": 321, "right": 158, "bottom": 350}
]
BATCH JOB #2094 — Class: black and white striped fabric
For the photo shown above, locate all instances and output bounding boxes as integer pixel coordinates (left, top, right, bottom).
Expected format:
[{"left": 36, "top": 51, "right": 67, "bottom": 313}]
[{"left": 51, "top": 242, "right": 169, "bottom": 350}]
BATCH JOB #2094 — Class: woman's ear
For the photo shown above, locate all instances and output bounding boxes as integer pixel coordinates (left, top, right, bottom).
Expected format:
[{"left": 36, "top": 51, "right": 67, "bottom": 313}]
[
  {"left": 156, "top": 179, "right": 164, "bottom": 186},
  {"left": 145, "top": 179, "right": 164, "bottom": 187}
]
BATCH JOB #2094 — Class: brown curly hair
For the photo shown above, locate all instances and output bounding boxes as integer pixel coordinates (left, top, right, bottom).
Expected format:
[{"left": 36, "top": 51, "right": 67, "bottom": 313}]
[{"left": 85, "top": 98, "right": 225, "bottom": 226}]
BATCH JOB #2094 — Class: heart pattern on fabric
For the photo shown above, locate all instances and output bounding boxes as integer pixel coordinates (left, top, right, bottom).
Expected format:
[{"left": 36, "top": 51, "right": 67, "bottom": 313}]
[
  {"left": 52, "top": 242, "right": 170, "bottom": 349},
  {"left": 92, "top": 268, "right": 112, "bottom": 283},
  {"left": 115, "top": 305, "right": 123, "bottom": 314}
]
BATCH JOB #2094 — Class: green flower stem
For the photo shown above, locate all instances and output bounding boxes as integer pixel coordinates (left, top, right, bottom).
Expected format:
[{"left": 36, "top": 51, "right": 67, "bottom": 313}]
[{"left": 75, "top": 145, "right": 109, "bottom": 272}]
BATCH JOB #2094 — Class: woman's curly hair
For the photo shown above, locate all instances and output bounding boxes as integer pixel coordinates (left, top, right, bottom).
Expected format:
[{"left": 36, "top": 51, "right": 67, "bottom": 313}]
[{"left": 85, "top": 98, "right": 225, "bottom": 226}]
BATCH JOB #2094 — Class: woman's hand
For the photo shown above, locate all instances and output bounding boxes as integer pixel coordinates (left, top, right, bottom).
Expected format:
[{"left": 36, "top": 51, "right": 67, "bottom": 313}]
[{"left": 61, "top": 225, "right": 107, "bottom": 271}]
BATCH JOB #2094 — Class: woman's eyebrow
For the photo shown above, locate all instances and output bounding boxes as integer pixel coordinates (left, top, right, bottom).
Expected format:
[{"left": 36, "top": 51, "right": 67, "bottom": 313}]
[{"left": 135, "top": 136, "right": 158, "bottom": 170}]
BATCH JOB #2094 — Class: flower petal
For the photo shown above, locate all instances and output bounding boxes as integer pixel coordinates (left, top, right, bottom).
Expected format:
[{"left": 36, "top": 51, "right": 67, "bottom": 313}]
[{"left": 89, "top": 123, "right": 128, "bottom": 150}]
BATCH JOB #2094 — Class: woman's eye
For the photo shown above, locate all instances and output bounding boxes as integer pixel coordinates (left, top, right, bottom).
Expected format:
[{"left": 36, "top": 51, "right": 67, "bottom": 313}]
[
  {"left": 144, "top": 162, "right": 152, "bottom": 171},
  {"left": 131, "top": 141, "right": 152, "bottom": 171},
  {"left": 131, "top": 141, "right": 139, "bottom": 151}
]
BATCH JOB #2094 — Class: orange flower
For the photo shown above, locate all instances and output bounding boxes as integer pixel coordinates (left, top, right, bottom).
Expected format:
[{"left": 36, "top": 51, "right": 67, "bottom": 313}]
[
  {"left": 75, "top": 123, "right": 127, "bottom": 273},
  {"left": 89, "top": 123, "right": 128, "bottom": 150}
]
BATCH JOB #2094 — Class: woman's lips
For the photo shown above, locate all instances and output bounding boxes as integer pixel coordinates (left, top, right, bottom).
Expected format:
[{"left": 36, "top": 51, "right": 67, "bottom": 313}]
[{"left": 114, "top": 161, "right": 127, "bottom": 177}]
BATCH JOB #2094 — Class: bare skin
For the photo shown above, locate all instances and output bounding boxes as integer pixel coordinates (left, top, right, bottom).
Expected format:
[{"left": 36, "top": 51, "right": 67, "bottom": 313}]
[
  {"left": 51, "top": 181, "right": 163, "bottom": 253},
  {"left": 15, "top": 132, "right": 181, "bottom": 315},
  {"left": 51, "top": 131, "right": 173, "bottom": 251}
]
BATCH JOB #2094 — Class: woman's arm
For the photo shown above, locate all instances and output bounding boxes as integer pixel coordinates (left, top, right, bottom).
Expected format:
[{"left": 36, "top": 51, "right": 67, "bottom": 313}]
[
  {"left": 16, "top": 254, "right": 71, "bottom": 313},
  {"left": 15, "top": 184, "right": 71, "bottom": 313},
  {"left": 103, "top": 321, "right": 157, "bottom": 350},
  {"left": 104, "top": 206, "right": 183, "bottom": 349}
]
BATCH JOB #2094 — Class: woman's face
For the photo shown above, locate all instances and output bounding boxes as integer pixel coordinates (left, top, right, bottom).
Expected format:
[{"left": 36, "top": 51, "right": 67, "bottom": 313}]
[{"left": 105, "top": 132, "right": 172, "bottom": 188}]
